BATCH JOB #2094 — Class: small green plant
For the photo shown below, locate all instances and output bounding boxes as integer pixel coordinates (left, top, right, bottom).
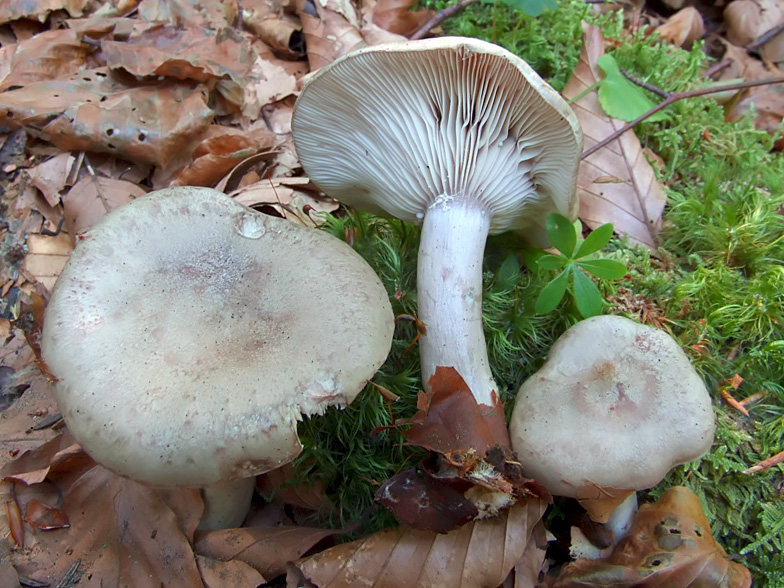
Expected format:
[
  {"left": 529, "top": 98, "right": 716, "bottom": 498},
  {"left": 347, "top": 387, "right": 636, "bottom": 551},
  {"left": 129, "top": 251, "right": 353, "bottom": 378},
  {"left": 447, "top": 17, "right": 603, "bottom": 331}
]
[{"left": 533, "top": 213, "right": 627, "bottom": 318}]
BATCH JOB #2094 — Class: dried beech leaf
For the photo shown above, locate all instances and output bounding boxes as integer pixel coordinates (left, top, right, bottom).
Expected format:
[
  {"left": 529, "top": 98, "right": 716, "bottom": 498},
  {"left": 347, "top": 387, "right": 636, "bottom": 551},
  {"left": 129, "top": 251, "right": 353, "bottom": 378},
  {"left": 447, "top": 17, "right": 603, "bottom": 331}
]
[
  {"left": 0, "top": 30, "right": 92, "bottom": 92},
  {"left": 0, "top": 378, "right": 62, "bottom": 468},
  {"left": 291, "top": 499, "right": 547, "bottom": 588},
  {"left": 297, "top": 0, "right": 365, "bottom": 72},
  {"left": 0, "top": 0, "right": 90, "bottom": 23},
  {"left": 555, "top": 486, "right": 752, "bottom": 588},
  {"left": 26, "top": 153, "right": 75, "bottom": 208},
  {"left": 196, "top": 555, "right": 266, "bottom": 588},
  {"left": 101, "top": 25, "right": 252, "bottom": 93},
  {"left": 169, "top": 126, "right": 278, "bottom": 187},
  {"left": 63, "top": 176, "right": 146, "bottom": 238},
  {"left": 0, "top": 432, "right": 84, "bottom": 486},
  {"left": 0, "top": 81, "right": 103, "bottom": 129},
  {"left": 12, "top": 465, "right": 206, "bottom": 588},
  {"left": 194, "top": 525, "right": 339, "bottom": 579},
  {"left": 563, "top": 24, "right": 667, "bottom": 251},
  {"left": 138, "top": 0, "right": 238, "bottom": 29},
  {"left": 23, "top": 233, "right": 74, "bottom": 292},
  {"left": 42, "top": 84, "right": 214, "bottom": 169},
  {"left": 367, "top": 0, "right": 434, "bottom": 36}
]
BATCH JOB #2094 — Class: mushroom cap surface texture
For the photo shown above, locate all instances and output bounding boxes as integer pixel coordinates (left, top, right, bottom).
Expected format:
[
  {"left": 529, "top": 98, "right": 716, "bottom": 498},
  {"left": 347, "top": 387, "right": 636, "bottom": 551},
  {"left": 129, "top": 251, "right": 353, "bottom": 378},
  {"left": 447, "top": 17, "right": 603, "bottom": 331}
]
[
  {"left": 292, "top": 37, "right": 582, "bottom": 241},
  {"left": 509, "top": 315, "right": 715, "bottom": 497},
  {"left": 41, "top": 187, "right": 394, "bottom": 488}
]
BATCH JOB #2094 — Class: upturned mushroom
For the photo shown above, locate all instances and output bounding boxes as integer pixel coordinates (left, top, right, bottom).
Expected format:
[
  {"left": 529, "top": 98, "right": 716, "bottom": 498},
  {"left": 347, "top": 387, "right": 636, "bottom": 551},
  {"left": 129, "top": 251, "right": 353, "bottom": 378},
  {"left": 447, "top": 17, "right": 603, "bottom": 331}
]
[
  {"left": 509, "top": 315, "right": 715, "bottom": 540},
  {"left": 41, "top": 187, "right": 394, "bottom": 529},
  {"left": 292, "top": 37, "right": 582, "bottom": 408}
]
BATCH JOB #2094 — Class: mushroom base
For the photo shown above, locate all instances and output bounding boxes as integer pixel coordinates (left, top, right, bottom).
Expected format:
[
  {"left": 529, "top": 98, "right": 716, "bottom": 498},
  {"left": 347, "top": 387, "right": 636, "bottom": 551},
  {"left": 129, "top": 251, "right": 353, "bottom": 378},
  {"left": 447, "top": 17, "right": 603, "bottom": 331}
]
[{"left": 198, "top": 476, "right": 257, "bottom": 530}]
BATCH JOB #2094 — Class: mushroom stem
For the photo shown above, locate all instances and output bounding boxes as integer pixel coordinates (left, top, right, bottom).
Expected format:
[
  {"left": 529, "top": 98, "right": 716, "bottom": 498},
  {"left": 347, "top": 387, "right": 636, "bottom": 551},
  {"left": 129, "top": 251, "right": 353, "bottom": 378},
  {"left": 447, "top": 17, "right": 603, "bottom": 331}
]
[
  {"left": 605, "top": 492, "right": 639, "bottom": 543},
  {"left": 197, "top": 476, "right": 257, "bottom": 531},
  {"left": 417, "top": 197, "right": 498, "bottom": 408}
]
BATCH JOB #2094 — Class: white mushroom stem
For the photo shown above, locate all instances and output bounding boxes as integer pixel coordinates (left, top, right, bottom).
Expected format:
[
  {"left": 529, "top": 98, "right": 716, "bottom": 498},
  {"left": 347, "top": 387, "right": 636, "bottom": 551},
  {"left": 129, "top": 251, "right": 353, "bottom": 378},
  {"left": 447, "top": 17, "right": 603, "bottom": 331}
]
[
  {"left": 605, "top": 492, "right": 639, "bottom": 543},
  {"left": 417, "top": 197, "right": 498, "bottom": 407},
  {"left": 197, "top": 476, "right": 257, "bottom": 531}
]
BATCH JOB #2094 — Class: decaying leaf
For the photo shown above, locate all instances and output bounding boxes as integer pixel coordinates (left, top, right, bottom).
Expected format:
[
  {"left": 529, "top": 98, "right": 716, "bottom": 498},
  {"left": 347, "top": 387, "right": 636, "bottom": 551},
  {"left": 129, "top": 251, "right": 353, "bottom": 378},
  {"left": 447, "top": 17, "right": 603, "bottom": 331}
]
[
  {"left": 575, "top": 484, "right": 635, "bottom": 523},
  {"left": 196, "top": 555, "right": 266, "bottom": 588},
  {"left": 563, "top": 23, "right": 668, "bottom": 251},
  {"left": 23, "top": 232, "right": 74, "bottom": 292},
  {"left": 0, "top": 0, "right": 90, "bottom": 23},
  {"left": 555, "top": 486, "right": 752, "bottom": 588},
  {"left": 291, "top": 500, "right": 547, "bottom": 588},
  {"left": 398, "top": 367, "right": 510, "bottom": 454},
  {"left": 655, "top": 7, "right": 705, "bottom": 48}
]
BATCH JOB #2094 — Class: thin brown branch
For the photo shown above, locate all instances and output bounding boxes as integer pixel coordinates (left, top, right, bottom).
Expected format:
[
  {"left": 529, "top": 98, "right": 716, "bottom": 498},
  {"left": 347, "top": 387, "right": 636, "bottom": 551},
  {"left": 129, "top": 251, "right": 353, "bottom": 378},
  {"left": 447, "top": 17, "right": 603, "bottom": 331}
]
[
  {"left": 705, "top": 20, "right": 784, "bottom": 79},
  {"left": 743, "top": 449, "right": 784, "bottom": 474},
  {"left": 409, "top": 0, "right": 479, "bottom": 41},
  {"left": 582, "top": 76, "right": 784, "bottom": 159},
  {"left": 620, "top": 68, "right": 672, "bottom": 99}
]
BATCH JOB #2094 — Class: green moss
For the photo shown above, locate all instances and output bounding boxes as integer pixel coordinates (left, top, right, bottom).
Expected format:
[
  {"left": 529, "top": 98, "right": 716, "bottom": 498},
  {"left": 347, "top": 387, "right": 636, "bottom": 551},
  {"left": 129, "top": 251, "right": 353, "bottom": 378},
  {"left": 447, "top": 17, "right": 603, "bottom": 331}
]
[{"left": 292, "top": 6, "right": 784, "bottom": 584}]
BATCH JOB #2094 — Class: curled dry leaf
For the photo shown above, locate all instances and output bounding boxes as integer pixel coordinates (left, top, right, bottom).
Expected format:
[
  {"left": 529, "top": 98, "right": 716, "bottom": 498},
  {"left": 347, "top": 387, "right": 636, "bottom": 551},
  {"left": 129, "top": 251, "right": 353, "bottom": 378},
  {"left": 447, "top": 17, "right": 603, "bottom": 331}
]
[
  {"left": 724, "top": 0, "right": 784, "bottom": 62},
  {"left": 563, "top": 24, "right": 667, "bottom": 251},
  {"left": 655, "top": 7, "right": 705, "bottom": 48},
  {"left": 26, "top": 153, "right": 75, "bottom": 208},
  {"left": 0, "top": 29, "right": 93, "bottom": 92},
  {"left": 291, "top": 500, "right": 548, "bottom": 588},
  {"left": 555, "top": 486, "right": 752, "bottom": 588},
  {"left": 575, "top": 484, "right": 635, "bottom": 524},
  {"left": 195, "top": 525, "right": 339, "bottom": 580},
  {"left": 231, "top": 177, "right": 339, "bottom": 226},
  {"left": 101, "top": 25, "right": 252, "bottom": 100},
  {"left": 138, "top": 0, "right": 238, "bottom": 29}
]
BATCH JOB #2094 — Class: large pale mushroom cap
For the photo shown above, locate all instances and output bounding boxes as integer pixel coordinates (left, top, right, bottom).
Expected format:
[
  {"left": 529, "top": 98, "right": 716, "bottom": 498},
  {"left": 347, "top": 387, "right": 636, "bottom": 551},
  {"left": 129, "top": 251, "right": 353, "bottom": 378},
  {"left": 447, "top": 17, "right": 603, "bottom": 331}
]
[
  {"left": 509, "top": 315, "right": 715, "bottom": 497},
  {"left": 41, "top": 187, "right": 394, "bottom": 488},
  {"left": 292, "top": 37, "right": 582, "bottom": 243}
]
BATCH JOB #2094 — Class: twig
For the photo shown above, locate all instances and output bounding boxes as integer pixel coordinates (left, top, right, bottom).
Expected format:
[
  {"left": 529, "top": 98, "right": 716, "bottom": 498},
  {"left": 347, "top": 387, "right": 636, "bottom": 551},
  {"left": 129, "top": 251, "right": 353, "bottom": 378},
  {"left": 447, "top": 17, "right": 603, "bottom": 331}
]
[
  {"left": 410, "top": 0, "right": 479, "bottom": 41},
  {"left": 54, "top": 560, "right": 81, "bottom": 588},
  {"left": 619, "top": 68, "right": 671, "bottom": 99},
  {"left": 581, "top": 75, "right": 784, "bottom": 159},
  {"left": 743, "top": 449, "right": 784, "bottom": 474},
  {"left": 705, "top": 20, "right": 784, "bottom": 79}
]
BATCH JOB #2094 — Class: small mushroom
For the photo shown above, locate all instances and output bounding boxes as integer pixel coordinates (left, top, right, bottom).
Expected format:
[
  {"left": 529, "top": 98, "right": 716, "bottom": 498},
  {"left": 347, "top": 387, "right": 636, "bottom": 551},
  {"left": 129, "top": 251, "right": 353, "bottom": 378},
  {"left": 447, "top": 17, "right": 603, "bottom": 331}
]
[
  {"left": 509, "top": 315, "right": 715, "bottom": 540},
  {"left": 41, "top": 187, "right": 394, "bottom": 529},
  {"left": 292, "top": 37, "right": 582, "bottom": 408}
]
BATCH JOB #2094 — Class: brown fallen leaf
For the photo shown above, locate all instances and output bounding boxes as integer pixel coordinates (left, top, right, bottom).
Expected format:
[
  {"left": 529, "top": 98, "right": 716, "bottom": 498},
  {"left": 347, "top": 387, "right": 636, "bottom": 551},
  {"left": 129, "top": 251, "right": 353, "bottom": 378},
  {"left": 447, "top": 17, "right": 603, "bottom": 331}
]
[
  {"left": 12, "top": 464, "right": 206, "bottom": 588},
  {"left": 25, "top": 153, "right": 76, "bottom": 208},
  {"left": 290, "top": 499, "right": 547, "bottom": 588},
  {"left": 23, "top": 498, "right": 70, "bottom": 531},
  {"left": 0, "top": 0, "right": 90, "bottom": 24},
  {"left": 554, "top": 486, "right": 752, "bottom": 588},
  {"left": 230, "top": 176, "right": 339, "bottom": 227},
  {"left": 0, "top": 29, "right": 93, "bottom": 92},
  {"left": 575, "top": 484, "right": 635, "bottom": 523},
  {"left": 23, "top": 232, "right": 74, "bottom": 292},
  {"left": 724, "top": 0, "right": 784, "bottom": 63},
  {"left": 194, "top": 525, "right": 339, "bottom": 579},
  {"left": 169, "top": 126, "right": 278, "bottom": 187},
  {"left": 62, "top": 175, "right": 146, "bottom": 239},
  {"left": 42, "top": 83, "right": 214, "bottom": 170},
  {"left": 398, "top": 367, "right": 511, "bottom": 455},
  {"left": 196, "top": 554, "right": 266, "bottom": 588},
  {"left": 563, "top": 23, "right": 668, "bottom": 251},
  {"left": 138, "top": 0, "right": 238, "bottom": 29},
  {"left": 366, "top": 0, "right": 434, "bottom": 37}
]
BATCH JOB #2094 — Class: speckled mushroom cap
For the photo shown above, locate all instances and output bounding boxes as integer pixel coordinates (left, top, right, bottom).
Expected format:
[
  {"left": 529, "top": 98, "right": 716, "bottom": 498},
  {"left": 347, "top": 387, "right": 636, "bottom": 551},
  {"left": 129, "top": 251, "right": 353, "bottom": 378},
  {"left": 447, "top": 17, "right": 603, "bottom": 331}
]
[
  {"left": 41, "top": 187, "right": 394, "bottom": 488},
  {"left": 292, "top": 37, "right": 582, "bottom": 242},
  {"left": 509, "top": 315, "right": 715, "bottom": 497}
]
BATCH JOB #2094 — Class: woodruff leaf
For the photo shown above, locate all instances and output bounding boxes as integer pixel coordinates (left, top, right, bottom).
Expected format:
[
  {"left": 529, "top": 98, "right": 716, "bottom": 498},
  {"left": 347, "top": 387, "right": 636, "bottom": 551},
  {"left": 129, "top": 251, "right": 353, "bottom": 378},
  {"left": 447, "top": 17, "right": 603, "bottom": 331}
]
[
  {"left": 535, "top": 268, "right": 570, "bottom": 314},
  {"left": 495, "top": 253, "right": 521, "bottom": 291},
  {"left": 572, "top": 270, "right": 603, "bottom": 318},
  {"left": 546, "top": 213, "right": 577, "bottom": 257},
  {"left": 537, "top": 253, "right": 568, "bottom": 270},
  {"left": 596, "top": 54, "right": 668, "bottom": 123},
  {"left": 574, "top": 223, "right": 614, "bottom": 258},
  {"left": 576, "top": 259, "right": 627, "bottom": 280}
]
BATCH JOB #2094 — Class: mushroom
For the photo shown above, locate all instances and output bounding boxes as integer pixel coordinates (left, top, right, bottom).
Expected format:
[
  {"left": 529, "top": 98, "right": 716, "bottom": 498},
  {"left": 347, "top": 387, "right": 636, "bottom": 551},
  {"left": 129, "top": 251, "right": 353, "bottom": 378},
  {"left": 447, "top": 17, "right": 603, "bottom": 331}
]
[
  {"left": 292, "top": 37, "right": 582, "bottom": 409},
  {"left": 509, "top": 315, "right": 715, "bottom": 541},
  {"left": 41, "top": 187, "right": 394, "bottom": 530}
]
